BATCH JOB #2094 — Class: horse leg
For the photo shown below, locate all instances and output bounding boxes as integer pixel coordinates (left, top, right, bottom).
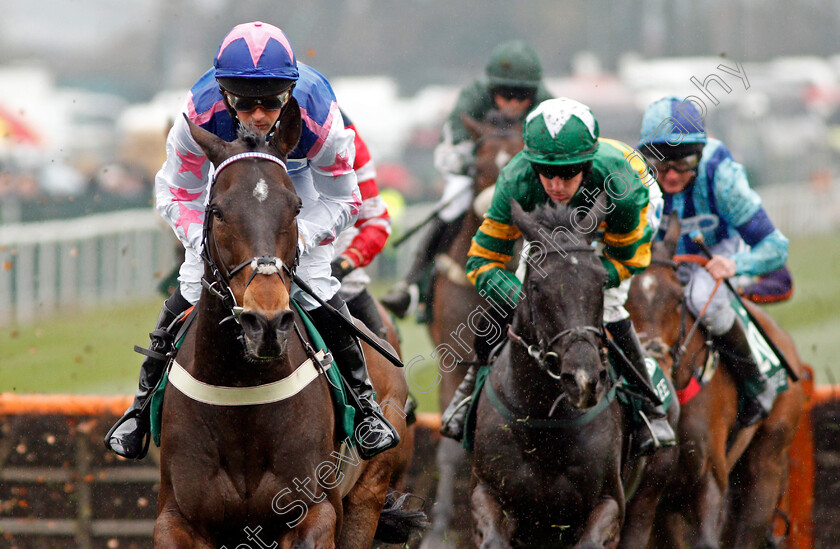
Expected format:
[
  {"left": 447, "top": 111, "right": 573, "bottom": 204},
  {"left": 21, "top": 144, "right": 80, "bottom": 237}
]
[
  {"left": 575, "top": 497, "right": 622, "bottom": 549},
  {"left": 419, "top": 437, "right": 464, "bottom": 549},
  {"left": 471, "top": 479, "right": 513, "bottom": 549},
  {"left": 620, "top": 448, "right": 679, "bottom": 549},
  {"left": 688, "top": 471, "right": 726, "bottom": 549},
  {"left": 154, "top": 506, "right": 211, "bottom": 549},
  {"left": 280, "top": 501, "right": 337, "bottom": 549},
  {"left": 340, "top": 455, "right": 391, "bottom": 549},
  {"left": 722, "top": 406, "right": 799, "bottom": 548}
]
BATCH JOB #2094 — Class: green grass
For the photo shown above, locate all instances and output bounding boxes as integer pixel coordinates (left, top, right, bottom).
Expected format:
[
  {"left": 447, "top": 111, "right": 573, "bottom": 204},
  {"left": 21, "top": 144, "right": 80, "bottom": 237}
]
[
  {"left": 759, "top": 232, "right": 840, "bottom": 384},
  {"left": 2, "top": 232, "right": 839, "bottom": 408}
]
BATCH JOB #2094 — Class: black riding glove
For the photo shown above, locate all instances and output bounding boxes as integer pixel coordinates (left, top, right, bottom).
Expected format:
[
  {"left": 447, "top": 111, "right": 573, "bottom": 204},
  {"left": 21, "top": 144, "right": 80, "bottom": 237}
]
[{"left": 330, "top": 255, "right": 356, "bottom": 282}]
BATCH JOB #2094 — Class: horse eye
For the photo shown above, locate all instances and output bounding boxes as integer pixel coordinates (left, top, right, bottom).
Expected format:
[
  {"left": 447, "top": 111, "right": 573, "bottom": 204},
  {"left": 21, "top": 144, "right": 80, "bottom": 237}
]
[{"left": 212, "top": 208, "right": 224, "bottom": 222}]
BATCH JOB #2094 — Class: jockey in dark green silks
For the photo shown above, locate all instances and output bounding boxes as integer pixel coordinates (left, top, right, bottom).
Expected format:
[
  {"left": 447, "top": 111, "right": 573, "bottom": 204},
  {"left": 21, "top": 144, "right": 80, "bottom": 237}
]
[
  {"left": 380, "top": 40, "right": 553, "bottom": 319},
  {"left": 639, "top": 95, "right": 790, "bottom": 427},
  {"left": 440, "top": 97, "right": 677, "bottom": 458}
]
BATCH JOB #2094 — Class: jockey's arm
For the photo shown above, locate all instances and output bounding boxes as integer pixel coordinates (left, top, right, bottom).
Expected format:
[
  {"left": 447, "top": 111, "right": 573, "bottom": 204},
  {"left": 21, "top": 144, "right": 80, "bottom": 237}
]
[
  {"left": 154, "top": 112, "right": 211, "bottom": 256},
  {"left": 597, "top": 140, "right": 656, "bottom": 289},
  {"left": 465, "top": 173, "right": 523, "bottom": 307},
  {"left": 297, "top": 106, "right": 360, "bottom": 253},
  {"left": 712, "top": 155, "right": 789, "bottom": 276},
  {"left": 339, "top": 123, "right": 391, "bottom": 269}
]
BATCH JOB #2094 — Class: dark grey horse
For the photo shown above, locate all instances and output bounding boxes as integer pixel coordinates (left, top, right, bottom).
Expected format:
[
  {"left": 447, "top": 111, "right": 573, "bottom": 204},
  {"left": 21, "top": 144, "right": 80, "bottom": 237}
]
[{"left": 469, "top": 201, "right": 678, "bottom": 548}]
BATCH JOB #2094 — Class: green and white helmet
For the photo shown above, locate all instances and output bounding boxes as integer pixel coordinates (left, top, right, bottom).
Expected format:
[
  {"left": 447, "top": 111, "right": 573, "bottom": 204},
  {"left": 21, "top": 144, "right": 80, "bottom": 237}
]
[
  {"left": 485, "top": 40, "right": 542, "bottom": 89},
  {"left": 522, "top": 98, "right": 600, "bottom": 166}
]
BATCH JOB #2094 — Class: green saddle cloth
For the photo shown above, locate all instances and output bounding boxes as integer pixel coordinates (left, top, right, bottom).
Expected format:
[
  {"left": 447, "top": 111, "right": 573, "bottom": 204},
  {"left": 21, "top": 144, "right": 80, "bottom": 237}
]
[
  {"left": 461, "top": 351, "right": 675, "bottom": 453},
  {"left": 150, "top": 302, "right": 356, "bottom": 447}
]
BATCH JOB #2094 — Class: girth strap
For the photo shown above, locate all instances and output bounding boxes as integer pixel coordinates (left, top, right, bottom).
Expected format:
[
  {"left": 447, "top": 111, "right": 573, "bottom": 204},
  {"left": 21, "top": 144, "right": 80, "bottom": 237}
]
[{"left": 168, "top": 350, "right": 331, "bottom": 406}]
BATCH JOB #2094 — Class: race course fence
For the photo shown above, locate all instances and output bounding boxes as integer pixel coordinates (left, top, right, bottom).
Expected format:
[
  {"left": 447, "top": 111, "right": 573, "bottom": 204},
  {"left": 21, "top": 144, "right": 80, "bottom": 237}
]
[
  {"left": 0, "top": 378, "right": 838, "bottom": 548},
  {"left": 1, "top": 179, "right": 838, "bottom": 326}
]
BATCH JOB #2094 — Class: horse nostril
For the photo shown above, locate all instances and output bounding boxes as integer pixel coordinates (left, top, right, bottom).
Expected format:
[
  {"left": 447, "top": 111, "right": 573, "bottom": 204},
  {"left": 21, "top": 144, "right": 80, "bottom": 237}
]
[
  {"left": 271, "top": 310, "right": 295, "bottom": 337},
  {"left": 599, "top": 368, "right": 608, "bottom": 384},
  {"left": 561, "top": 373, "right": 578, "bottom": 393},
  {"left": 239, "top": 311, "right": 266, "bottom": 339}
]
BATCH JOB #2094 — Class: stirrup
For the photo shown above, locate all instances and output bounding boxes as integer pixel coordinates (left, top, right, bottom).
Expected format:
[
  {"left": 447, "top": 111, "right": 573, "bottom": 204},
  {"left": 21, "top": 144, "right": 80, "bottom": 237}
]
[
  {"left": 104, "top": 408, "right": 152, "bottom": 460},
  {"left": 637, "top": 410, "right": 660, "bottom": 449},
  {"left": 356, "top": 413, "right": 400, "bottom": 460},
  {"left": 441, "top": 396, "right": 471, "bottom": 428}
]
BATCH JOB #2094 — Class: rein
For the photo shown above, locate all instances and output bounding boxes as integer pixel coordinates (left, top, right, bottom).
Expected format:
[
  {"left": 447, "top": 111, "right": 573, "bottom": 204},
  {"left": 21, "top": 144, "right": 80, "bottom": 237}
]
[
  {"left": 648, "top": 254, "right": 720, "bottom": 403},
  {"left": 507, "top": 325, "right": 603, "bottom": 380},
  {"left": 508, "top": 243, "right": 605, "bottom": 379},
  {"left": 200, "top": 151, "right": 297, "bottom": 326}
]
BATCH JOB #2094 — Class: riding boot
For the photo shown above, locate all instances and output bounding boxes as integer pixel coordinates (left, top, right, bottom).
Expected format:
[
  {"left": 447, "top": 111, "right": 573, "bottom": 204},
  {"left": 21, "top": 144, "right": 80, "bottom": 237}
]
[
  {"left": 440, "top": 306, "right": 512, "bottom": 442},
  {"left": 308, "top": 296, "right": 400, "bottom": 460},
  {"left": 380, "top": 215, "right": 465, "bottom": 318},
  {"left": 439, "top": 365, "right": 478, "bottom": 441},
  {"left": 712, "top": 320, "right": 777, "bottom": 427},
  {"left": 607, "top": 318, "right": 677, "bottom": 457},
  {"left": 346, "top": 288, "right": 387, "bottom": 340},
  {"left": 104, "top": 289, "right": 191, "bottom": 459}
]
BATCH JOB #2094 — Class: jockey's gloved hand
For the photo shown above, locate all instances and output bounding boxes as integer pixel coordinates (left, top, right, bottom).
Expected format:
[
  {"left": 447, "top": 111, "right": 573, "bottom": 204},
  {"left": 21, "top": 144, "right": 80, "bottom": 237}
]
[
  {"left": 483, "top": 268, "right": 523, "bottom": 309},
  {"left": 330, "top": 255, "right": 356, "bottom": 282}
]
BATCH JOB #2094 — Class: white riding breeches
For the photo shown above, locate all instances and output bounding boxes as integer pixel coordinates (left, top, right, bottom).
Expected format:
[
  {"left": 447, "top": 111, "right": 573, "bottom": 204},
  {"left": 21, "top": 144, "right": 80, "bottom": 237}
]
[
  {"left": 679, "top": 236, "right": 741, "bottom": 336},
  {"left": 437, "top": 173, "right": 474, "bottom": 223}
]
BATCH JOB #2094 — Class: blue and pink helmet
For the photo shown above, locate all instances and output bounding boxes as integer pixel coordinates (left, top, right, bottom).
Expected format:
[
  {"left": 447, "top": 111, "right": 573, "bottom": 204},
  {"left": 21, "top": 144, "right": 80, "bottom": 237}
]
[
  {"left": 214, "top": 21, "right": 299, "bottom": 97},
  {"left": 639, "top": 96, "right": 707, "bottom": 160}
]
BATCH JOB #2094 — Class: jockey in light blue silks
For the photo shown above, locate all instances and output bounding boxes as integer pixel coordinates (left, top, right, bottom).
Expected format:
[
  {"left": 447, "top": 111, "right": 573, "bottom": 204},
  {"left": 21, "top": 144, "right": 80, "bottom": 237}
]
[{"left": 639, "top": 95, "right": 789, "bottom": 427}]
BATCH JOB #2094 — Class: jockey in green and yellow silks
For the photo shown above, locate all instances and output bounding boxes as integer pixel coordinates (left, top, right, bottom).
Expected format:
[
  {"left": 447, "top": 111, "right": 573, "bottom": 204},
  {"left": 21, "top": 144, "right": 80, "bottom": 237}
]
[{"left": 440, "top": 98, "right": 676, "bottom": 457}]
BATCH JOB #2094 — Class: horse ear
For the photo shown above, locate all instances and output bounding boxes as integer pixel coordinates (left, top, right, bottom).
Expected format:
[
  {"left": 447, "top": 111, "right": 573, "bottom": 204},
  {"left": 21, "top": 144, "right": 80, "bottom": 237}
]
[
  {"left": 184, "top": 113, "right": 228, "bottom": 165},
  {"left": 661, "top": 213, "right": 681, "bottom": 258},
  {"left": 269, "top": 97, "right": 302, "bottom": 158},
  {"left": 510, "top": 198, "right": 541, "bottom": 241}
]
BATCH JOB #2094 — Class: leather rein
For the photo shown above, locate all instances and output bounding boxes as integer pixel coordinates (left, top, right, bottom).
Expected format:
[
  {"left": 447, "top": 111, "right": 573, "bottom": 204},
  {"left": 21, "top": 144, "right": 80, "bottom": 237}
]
[
  {"left": 507, "top": 244, "right": 607, "bottom": 380},
  {"left": 200, "top": 152, "right": 299, "bottom": 326}
]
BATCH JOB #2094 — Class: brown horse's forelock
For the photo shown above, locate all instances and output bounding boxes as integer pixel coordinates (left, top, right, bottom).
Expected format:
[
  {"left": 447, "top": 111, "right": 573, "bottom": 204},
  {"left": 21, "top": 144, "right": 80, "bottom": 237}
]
[{"left": 236, "top": 126, "right": 264, "bottom": 150}]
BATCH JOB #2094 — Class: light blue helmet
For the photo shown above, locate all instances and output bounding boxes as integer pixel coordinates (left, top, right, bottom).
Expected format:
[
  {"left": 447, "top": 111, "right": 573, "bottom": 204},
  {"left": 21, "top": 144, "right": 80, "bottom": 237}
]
[{"left": 639, "top": 96, "right": 707, "bottom": 157}]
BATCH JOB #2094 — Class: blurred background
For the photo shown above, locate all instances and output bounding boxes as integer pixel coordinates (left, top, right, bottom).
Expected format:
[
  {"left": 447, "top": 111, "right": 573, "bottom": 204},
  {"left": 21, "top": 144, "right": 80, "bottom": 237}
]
[{"left": 2, "top": 0, "right": 840, "bottom": 396}]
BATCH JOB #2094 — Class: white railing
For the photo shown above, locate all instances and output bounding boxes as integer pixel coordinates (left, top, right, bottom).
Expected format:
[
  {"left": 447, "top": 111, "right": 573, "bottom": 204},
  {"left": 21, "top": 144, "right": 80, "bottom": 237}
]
[
  {"left": 1, "top": 183, "right": 835, "bottom": 326},
  {"left": 0, "top": 209, "right": 176, "bottom": 325},
  {"left": 758, "top": 180, "right": 840, "bottom": 237}
]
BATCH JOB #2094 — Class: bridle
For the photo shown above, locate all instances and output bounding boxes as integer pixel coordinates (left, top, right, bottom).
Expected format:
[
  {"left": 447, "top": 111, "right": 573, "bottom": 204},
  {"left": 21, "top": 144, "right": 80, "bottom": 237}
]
[
  {"left": 200, "top": 152, "right": 297, "bottom": 325},
  {"left": 507, "top": 244, "right": 606, "bottom": 380},
  {"left": 647, "top": 256, "right": 714, "bottom": 376}
]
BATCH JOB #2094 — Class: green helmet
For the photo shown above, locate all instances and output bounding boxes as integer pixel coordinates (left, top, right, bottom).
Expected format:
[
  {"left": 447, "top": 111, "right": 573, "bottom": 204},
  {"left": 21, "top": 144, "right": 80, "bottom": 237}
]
[
  {"left": 522, "top": 98, "right": 600, "bottom": 166},
  {"left": 485, "top": 40, "right": 542, "bottom": 89}
]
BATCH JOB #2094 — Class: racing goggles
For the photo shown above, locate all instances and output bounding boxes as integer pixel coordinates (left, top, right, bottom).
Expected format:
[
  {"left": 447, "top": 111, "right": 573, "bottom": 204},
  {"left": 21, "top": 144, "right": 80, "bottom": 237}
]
[
  {"left": 647, "top": 154, "right": 699, "bottom": 175},
  {"left": 492, "top": 86, "right": 536, "bottom": 102},
  {"left": 225, "top": 89, "right": 292, "bottom": 113},
  {"left": 531, "top": 162, "right": 586, "bottom": 180}
]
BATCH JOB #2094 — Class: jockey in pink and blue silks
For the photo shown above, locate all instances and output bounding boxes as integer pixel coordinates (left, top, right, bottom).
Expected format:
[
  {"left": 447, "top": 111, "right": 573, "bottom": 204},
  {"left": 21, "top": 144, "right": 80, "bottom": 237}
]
[{"left": 105, "top": 21, "right": 399, "bottom": 461}]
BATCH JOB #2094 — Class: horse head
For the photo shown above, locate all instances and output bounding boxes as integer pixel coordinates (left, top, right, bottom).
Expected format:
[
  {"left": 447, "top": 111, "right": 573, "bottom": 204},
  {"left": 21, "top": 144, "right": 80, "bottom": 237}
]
[
  {"left": 462, "top": 114, "right": 524, "bottom": 211},
  {"left": 185, "top": 99, "right": 303, "bottom": 360},
  {"left": 627, "top": 213, "right": 684, "bottom": 374},
  {"left": 510, "top": 198, "right": 609, "bottom": 409}
]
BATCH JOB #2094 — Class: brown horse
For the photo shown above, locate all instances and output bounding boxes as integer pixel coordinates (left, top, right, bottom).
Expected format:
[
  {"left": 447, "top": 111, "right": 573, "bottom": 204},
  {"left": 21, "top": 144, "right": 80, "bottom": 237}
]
[
  {"left": 154, "top": 101, "right": 421, "bottom": 548},
  {"left": 469, "top": 202, "right": 678, "bottom": 549},
  {"left": 626, "top": 217, "right": 805, "bottom": 548},
  {"left": 421, "top": 116, "right": 524, "bottom": 549}
]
